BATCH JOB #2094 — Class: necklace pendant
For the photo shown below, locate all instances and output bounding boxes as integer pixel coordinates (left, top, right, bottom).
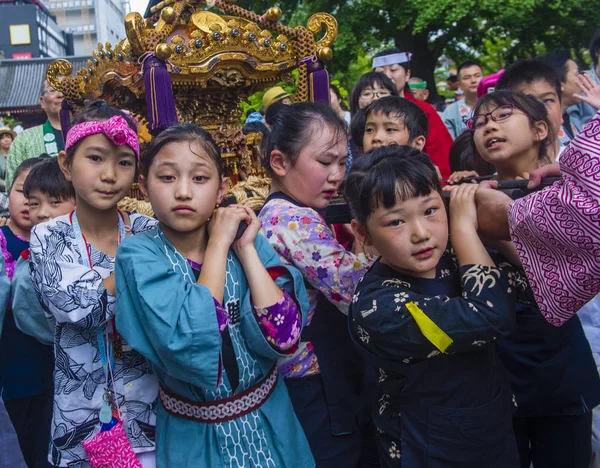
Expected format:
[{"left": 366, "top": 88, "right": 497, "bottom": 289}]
[{"left": 99, "top": 403, "right": 113, "bottom": 424}]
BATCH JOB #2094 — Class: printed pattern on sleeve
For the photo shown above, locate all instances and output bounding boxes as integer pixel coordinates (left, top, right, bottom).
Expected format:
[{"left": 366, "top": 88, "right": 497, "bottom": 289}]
[
  {"left": 508, "top": 111, "right": 600, "bottom": 325},
  {"left": 259, "top": 198, "right": 373, "bottom": 315},
  {"left": 254, "top": 290, "right": 302, "bottom": 353},
  {"left": 0, "top": 229, "right": 27, "bottom": 280},
  {"left": 349, "top": 256, "right": 516, "bottom": 362}
]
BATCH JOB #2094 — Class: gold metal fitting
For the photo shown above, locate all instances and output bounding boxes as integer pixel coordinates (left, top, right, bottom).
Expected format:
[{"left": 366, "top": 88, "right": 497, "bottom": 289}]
[
  {"left": 161, "top": 6, "right": 177, "bottom": 24},
  {"left": 265, "top": 7, "right": 282, "bottom": 22},
  {"left": 317, "top": 46, "right": 333, "bottom": 62},
  {"left": 155, "top": 43, "right": 173, "bottom": 60}
]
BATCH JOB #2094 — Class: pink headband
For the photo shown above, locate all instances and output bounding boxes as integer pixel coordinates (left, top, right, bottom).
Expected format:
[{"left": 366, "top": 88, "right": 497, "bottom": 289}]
[{"left": 65, "top": 115, "right": 140, "bottom": 159}]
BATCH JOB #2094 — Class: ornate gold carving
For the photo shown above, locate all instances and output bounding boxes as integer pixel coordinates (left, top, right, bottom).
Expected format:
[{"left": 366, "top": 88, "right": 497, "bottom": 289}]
[
  {"left": 47, "top": 0, "right": 337, "bottom": 182},
  {"left": 161, "top": 6, "right": 177, "bottom": 24},
  {"left": 124, "top": 12, "right": 146, "bottom": 56},
  {"left": 191, "top": 11, "right": 228, "bottom": 34},
  {"left": 46, "top": 60, "right": 82, "bottom": 101},
  {"left": 307, "top": 13, "right": 337, "bottom": 52}
]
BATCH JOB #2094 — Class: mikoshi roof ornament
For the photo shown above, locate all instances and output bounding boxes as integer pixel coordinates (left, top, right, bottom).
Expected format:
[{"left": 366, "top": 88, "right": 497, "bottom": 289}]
[{"left": 47, "top": 0, "right": 338, "bottom": 181}]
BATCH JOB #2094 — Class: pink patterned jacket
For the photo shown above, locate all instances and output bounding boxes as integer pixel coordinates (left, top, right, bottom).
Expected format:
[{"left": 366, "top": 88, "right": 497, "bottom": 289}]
[{"left": 508, "top": 111, "right": 600, "bottom": 326}]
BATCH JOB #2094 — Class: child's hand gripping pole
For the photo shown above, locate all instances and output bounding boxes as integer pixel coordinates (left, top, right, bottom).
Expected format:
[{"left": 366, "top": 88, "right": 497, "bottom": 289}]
[
  {"left": 448, "top": 183, "right": 495, "bottom": 268},
  {"left": 218, "top": 196, "right": 249, "bottom": 240}
]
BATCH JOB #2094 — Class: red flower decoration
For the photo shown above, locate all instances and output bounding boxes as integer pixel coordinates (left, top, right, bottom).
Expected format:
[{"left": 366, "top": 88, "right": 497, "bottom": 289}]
[{"left": 20, "top": 249, "right": 30, "bottom": 260}]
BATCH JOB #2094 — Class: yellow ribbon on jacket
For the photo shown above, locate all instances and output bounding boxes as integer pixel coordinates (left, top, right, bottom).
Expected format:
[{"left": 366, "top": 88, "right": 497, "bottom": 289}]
[{"left": 405, "top": 301, "right": 453, "bottom": 353}]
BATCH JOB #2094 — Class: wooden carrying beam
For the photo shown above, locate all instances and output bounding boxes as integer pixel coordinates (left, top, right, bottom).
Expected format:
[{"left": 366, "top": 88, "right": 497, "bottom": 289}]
[{"left": 324, "top": 178, "right": 561, "bottom": 224}]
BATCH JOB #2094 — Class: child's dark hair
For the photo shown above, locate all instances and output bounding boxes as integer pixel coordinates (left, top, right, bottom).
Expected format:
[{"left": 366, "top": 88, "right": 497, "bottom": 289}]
[
  {"left": 262, "top": 103, "right": 346, "bottom": 178},
  {"left": 65, "top": 101, "right": 138, "bottom": 166},
  {"left": 590, "top": 28, "right": 600, "bottom": 67},
  {"left": 449, "top": 131, "right": 476, "bottom": 172},
  {"left": 141, "top": 123, "right": 223, "bottom": 178},
  {"left": 345, "top": 145, "right": 441, "bottom": 226},
  {"left": 349, "top": 72, "right": 399, "bottom": 115},
  {"left": 496, "top": 59, "right": 562, "bottom": 101},
  {"left": 23, "top": 157, "right": 75, "bottom": 201},
  {"left": 329, "top": 84, "right": 348, "bottom": 111},
  {"left": 540, "top": 49, "right": 572, "bottom": 84},
  {"left": 449, "top": 131, "right": 496, "bottom": 176},
  {"left": 364, "top": 96, "right": 429, "bottom": 142},
  {"left": 265, "top": 101, "right": 287, "bottom": 126},
  {"left": 11, "top": 154, "right": 51, "bottom": 192},
  {"left": 472, "top": 91, "right": 555, "bottom": 162},
  {"left": 350, "top": 110, "right": 366, "bottom": 149},
  {"left": 457, "top": 60, "right": 482, "bottom": 78}
]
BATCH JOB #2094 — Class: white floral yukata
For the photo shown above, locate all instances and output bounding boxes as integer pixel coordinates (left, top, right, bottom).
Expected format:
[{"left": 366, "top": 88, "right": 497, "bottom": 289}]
[{"left": 29, "top": 213, "right": 158, "bottom": 467}]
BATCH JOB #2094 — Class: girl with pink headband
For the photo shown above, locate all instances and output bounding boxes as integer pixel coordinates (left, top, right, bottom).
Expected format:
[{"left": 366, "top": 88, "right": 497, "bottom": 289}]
[{"left": 28, "top": 101, "right": 158, "bottom": 467}]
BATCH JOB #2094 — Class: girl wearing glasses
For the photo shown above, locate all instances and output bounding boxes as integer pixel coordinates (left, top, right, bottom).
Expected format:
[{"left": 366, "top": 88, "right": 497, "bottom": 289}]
[
  {"left": 349, "top": 72, "right": 399, "bottom": 115},
  {"left": 469, "top": 91, "right": 554, "bottom": 181},
  {"left": 469, "top": 90, "right": 600, "bottom": 468}
]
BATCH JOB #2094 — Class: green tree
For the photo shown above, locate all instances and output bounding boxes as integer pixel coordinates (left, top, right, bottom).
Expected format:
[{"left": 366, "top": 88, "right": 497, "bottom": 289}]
[
  {"left": 0, "top": 113, "right": 21, "bottom": 130},
  {"left": 236, "top": 0, "right": 600, "bottom": 99}
]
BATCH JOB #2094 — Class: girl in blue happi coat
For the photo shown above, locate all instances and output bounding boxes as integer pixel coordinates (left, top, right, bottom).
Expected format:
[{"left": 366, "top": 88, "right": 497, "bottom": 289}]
[{"left": 114, "top": 123, "right": 314, "bottom": 467}]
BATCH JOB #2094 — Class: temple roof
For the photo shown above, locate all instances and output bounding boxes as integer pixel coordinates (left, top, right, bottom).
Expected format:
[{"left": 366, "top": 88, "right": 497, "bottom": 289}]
[{"left": 0, "top": 56, "right": 88, "bottom": 113}]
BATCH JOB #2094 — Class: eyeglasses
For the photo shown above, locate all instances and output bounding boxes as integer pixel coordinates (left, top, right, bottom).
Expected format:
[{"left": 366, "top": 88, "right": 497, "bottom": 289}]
[
  {"left": 360, "top": 90, "right": 392, "bottom": 99},
  {"left": 466, "top": 104, "right": 520, "bottom": 131}
]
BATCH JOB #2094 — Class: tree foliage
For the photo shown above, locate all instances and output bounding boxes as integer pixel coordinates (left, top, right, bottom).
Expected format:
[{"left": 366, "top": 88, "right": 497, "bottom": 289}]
[
  {"left": 0, "top": 113, "right": 21, "bottom": 130},
  {"left": 235, "top": 0, "right": 599, "bottom": 99}
]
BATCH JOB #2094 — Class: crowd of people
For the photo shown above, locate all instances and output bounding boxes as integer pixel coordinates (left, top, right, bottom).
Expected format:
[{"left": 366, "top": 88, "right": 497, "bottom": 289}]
[{"left": 0, "top": 25, "right": 599, "bottom": 468}]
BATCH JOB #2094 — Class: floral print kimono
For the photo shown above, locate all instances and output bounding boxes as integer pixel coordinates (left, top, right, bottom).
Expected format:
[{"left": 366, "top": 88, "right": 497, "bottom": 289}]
[{"left": 259, "top": 193, "right": 377, "bottom": 465}]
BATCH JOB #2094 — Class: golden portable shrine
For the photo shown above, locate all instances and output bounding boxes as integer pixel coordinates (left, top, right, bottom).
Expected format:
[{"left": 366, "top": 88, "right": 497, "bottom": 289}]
[{"left": 45, "top": 0, "right": 338, "bottom": 213}]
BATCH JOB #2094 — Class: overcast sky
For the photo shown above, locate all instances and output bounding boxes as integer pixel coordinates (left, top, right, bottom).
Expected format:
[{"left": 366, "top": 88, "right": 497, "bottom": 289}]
[{"left": 129, "top": 0, "right": 148, "bottom": 14}]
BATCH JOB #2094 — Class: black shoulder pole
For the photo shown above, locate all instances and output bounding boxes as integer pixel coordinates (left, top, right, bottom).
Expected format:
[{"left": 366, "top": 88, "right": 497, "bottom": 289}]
[{"left": 324, "top": 177, "right": 561, "bottom": 224}]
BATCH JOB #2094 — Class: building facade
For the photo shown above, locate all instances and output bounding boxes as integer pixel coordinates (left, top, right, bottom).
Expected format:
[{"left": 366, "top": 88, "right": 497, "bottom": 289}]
[
  {"left": 0, "top": 1, "right": 74, "bottom": 59},
  {"left": 48, "top": 0, "right": 129, "bottom": 56},
  {"left": 0, "top": 56, "right": 88, "bottom": 127}
]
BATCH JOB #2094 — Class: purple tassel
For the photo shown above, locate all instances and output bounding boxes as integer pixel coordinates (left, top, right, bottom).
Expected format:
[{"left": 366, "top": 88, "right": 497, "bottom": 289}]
[
  {"left": 60, "top": 100, "right": 73, "bottom": 138},
  {"left": 307, "top": 60, "right": 330, "bottom": 105},
  {"left": 143, "top": 54, "right": 178, "bottom": 135}
]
